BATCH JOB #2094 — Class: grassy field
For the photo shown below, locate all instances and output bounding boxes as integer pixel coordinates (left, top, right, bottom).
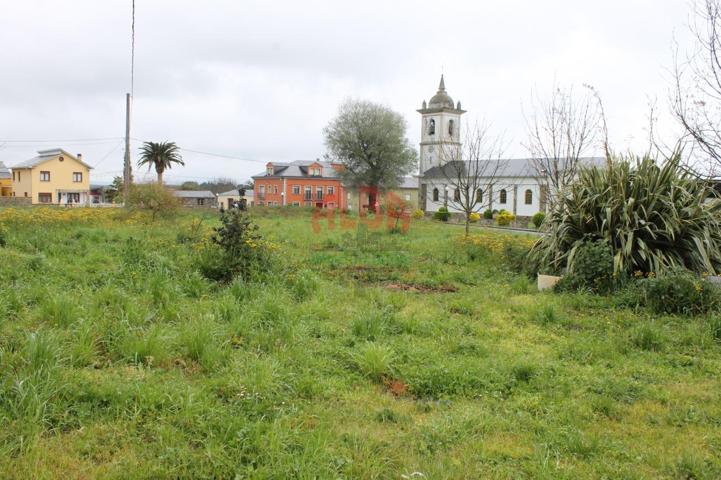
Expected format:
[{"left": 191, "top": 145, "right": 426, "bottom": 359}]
[{"left": 1, "top": 207, "right": 720, "bottom": 479}]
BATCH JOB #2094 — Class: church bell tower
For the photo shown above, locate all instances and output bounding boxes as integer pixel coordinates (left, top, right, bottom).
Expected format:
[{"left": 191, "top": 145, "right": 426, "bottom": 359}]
[{"left": 417, "top": 75, "right": 466, "bottom": 175}]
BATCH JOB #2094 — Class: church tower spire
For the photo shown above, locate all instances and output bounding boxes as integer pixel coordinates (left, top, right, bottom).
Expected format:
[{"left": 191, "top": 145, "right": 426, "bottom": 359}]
[{"left": 417, "top": 75, "right": 466, "bottom": 175}]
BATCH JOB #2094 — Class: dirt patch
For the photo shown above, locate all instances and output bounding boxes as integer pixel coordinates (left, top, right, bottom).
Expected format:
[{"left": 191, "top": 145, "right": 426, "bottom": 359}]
[
  {"left": 384, "top": 282, "right": 458, "bottom": 293},
  {"left": 384, "top": 378, "right": 409, "bottom": 397}
]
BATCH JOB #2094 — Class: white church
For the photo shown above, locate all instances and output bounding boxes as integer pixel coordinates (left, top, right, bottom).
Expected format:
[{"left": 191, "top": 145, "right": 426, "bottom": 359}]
[{"left": 416, "top": 76, "right": 545, "bottom": 219}]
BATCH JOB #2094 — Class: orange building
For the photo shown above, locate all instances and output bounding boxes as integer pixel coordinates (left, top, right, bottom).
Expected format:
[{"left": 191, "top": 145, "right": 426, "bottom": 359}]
[{"left": 252, "top": 160, "right": 347, "bottom": 209}]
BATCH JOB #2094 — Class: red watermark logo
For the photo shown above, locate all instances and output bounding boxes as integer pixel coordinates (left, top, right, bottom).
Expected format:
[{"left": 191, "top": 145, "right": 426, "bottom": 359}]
[{"left": 312, "top": 187, "right": 411, "bottom": 234}]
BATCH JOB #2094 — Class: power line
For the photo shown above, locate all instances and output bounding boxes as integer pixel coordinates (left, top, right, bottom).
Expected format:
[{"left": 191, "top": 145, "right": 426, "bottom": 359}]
[
  {"left": 179, "top": 147, "right": 268, "bottom": 164},
  {"left": 92, "top": 140, "right": 125, "bottom": 168},
  {"left": 0, "top": 137, "right": 124, "bottom": 144}
]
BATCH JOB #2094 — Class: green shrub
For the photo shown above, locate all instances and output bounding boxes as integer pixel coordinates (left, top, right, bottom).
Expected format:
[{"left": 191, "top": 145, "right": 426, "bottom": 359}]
[
  {"left": 196, "top": 209, "right": 272, "bottom": 283},
  {"left": 127, "top": 184, "right": 179, "bottom": 221},
  {"left": 483, "top": 209, "right": 493, "bottom": 220},
  {"left": 412, "top": 209, "right": 425, "bottom": 220},
  {"left": 555, "top": 239, "right": 614, "bottom": 294},
  {"left": 433, "top": 206, "right": 450, "bottom": 222},
  {"left": 0, "top": 224, "right": 6, "bottom": 247},
  {"left": 644, "top": 270, "right": 720, "bottom": 315},
  {"left": 530, "top": 154, "right": 721, "bottom": 277},
  {"left": 502, "top": 241, "right": 533, "bottom": 275},
  {"left": 496, "top": 211, "right": 515, "bottom": 226},
  {"left": 532, "top": 212, "right": 545, "bottom": 229}
]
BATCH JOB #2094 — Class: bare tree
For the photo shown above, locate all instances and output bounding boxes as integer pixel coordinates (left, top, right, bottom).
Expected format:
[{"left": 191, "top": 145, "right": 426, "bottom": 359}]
[
  {"left": 672, "top": 0, "right": 721, "bottom": 175},
  {"left": 524, "top": 81, "right": 606, "bottom": 206},
  {"left": 437, "top": 124, "right": 507, "bottom": 235}
]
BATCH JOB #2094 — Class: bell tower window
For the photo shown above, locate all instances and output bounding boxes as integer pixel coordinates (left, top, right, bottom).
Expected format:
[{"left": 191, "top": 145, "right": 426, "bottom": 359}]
[
  {"left": 428, "top": 119, "right": 435, "bottom": 135},
  {"left": 448, "top": 119, "right": 454, "bottom": 136}
]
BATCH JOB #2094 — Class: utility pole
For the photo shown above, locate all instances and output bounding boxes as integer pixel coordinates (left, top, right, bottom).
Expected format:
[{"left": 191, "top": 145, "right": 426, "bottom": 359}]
[{"left": 123, "top": 93, "right": 132, "bottom": 203}]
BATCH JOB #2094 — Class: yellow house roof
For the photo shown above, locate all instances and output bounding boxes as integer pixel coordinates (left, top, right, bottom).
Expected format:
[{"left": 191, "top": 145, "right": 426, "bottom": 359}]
[{"left": 13, "top": 149, "right": 93, "bottom": 170}]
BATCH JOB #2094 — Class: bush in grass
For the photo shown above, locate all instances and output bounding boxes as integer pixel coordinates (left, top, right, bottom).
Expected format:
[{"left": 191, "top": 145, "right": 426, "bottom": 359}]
[
  {"left": 502, "top": 241, "right": 533, "bottom": 274},
  {"left": 412, "top": 209, "right": 425, "bottom": 220},
  {"left": 532, "top": 212, "right": 545, "bottom": 229},
  {"left": 196, "top": 209, "right": 272, "bottom": 282},
  {"left": 555, "top": 239, "right": 614, "bottom": 294},
  {"left": 643, "top": 269, "right": 720, "bottom": 315},
  {"left": 0, "top": 224, "right": 6, "bottom": 247},
  {"left": 354, "top": 343, "right": 394, "bottom": 382},
  {"left": 530, "top": 154, "right": 721, "bottom": 277},
  {"left": 469, "top": 212, "right": 481, "bottom": 223},
  {"left": 127, "top": 183, "right": 179, "bottom": 221},
  {"left": 483, "top": 209, "right": 493, "bottom": 220},
  {"left": 496, "top": 211, "right": 515, "bottom": 226},
  {"left": 433, "top": 206, "right": 450, "bottom": 222}
]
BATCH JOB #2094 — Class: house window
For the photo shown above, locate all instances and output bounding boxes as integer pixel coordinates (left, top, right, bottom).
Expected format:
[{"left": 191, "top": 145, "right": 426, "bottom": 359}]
[
  {"left": 316, "top": 186, "right": 323, "bottom": 200},
  {"left": 273, "top": 201, "right": 279, "bottom": 207},
  {"left": 259, "top": 185, "right": 265, "bottom": 196},
  {"left": 304, "top": 186, "right": 312, "bottom": 200},
  {"left": 310, "top": 167, "right": 321, "bottom": 176},
  {"left": 197, "top": 198, "right": 205, "bottom": 206},
  {"left": 432, "top": 188, "right": 439, "bottom": 202},
  {"left": 525, "top": 189, "right": 533, "bottom": 205},
  {"left": 67, "top": 193, "right": 80, "bottom": 204},
  {"left": 292, "top": 201, "right": 300, "bottom": 206},
  {"left": 404, "top": 193, "right": 411, "bottom": 201},
  {"left": 448, "top": 119, "right": 454, "bottom": 136},
  {"left": 327, "top": 186, "right": 334, "bottom": 196},
  {"left": 428, "top": 119, "right": 435, "bottom": 135},
  {"left": 73, "top": 172, "right": 83, "bottom": 183},
  {"left": 266, "top": 166, "right": 273, "bottom": 175},
  {"left": 476, "top": 188, "right": 483, "bottom": 203},
  {"left": 453, "top": 189, "right": 460, "bottom": 202},
  {"left": 499, "top": 189, "right": 507, "bottom": 204},
  {"left": 40, "top": 171, "right": 50, "bottom": 182},
  {"left": 292, "top": 185, "right": 300, "bottom": 195},
  {"left": 38, "top": 193, "right": 52, "bottom": 203},
  {"left": 273, "top": 185, "right": 278, "bottom": 194}
]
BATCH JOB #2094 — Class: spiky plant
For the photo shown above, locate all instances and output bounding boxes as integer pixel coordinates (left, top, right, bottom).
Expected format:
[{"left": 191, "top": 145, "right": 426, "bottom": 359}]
[{"left": 530, "top": 154, "right": 721, "bottom": 276}]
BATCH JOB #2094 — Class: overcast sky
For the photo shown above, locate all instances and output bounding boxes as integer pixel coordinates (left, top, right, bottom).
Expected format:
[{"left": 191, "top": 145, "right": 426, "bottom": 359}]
[{"left": 0, "top": 0, "right": 697, "bottom": 184}]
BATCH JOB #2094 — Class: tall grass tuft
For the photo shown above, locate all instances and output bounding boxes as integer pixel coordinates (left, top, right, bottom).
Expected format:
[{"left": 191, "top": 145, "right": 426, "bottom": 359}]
[{"left": 354, "top": 343, "right": 394, "bottom": 382}]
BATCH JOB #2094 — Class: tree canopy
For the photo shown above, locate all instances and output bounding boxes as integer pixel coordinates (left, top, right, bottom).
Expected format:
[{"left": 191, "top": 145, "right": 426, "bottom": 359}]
[
  {"left": 324, "top": 100, "right": 417, "bottom": 191},
  {"left": 137, "top": 141, "right": 184, "bottom": 185}
]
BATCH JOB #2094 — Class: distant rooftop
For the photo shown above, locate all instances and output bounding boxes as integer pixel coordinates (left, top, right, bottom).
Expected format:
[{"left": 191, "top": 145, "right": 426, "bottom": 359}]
[
  {"left": 173, "top": 190, "right": 216, "bottom": 199},
  {"left": 252, "top": 160, "right": 341, "bottom": 179},
  {"left": 0, "top": 161, "right": 10, "bottom": 179},
  {"left": 218, "top": 189, "right": 254, "bottom": 197}
]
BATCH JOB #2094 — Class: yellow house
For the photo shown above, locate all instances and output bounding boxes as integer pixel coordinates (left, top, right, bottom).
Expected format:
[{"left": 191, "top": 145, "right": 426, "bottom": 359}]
[
  {"left": 0, "top": 161, "right": 11, "bottom": 197},
  {"left": 11, "top": 149, "right": 92, "bottom": 205}
]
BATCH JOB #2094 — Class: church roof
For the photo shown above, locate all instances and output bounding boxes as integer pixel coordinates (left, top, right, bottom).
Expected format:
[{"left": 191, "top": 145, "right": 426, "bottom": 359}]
[
  {"left": 419, "top": 75, "right": 465, "bottom": 113},
  {"left": 428, "top": 75, "right": 454, "bottom": 109},
  {"left": 422, "top": 157, "right": 606, "bottom": 178}
]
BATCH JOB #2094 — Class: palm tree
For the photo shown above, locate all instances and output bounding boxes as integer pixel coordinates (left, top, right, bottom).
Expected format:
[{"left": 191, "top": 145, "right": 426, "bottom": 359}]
[{"left": 137, "top": 141, "right": 184, "bottom": 185}]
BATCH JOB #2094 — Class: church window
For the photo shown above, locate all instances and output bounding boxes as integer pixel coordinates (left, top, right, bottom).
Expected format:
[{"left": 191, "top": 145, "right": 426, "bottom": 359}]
[
  {"left": 428, "top": 119, "right": 435, "bottom": 135},
  {"left": 525, "top": 189, "right": 533, "bottom": 205},
  {"left": 453, "top": 189, "right": 460, "bottom": 202},
  {"left": 476, "top": 188, "right": 483, "bottom": 203},
  {"left": 499, "top": 189, "right": 507, "bottom": 204},
  {"left": 432, "top": 188, "right": 439, "bottom": 202},
  {"left": 448, "top": 119, "right": 454, "bottom": 136}
]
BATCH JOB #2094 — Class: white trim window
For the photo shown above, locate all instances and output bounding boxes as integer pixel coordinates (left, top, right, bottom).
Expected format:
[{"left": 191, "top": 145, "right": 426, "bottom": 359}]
[
  {"left": 40, "top": 171, "right": 50, "bottom": 182},
  {"left": 72, "top": 172, "right": 83, "bottom": 183}
]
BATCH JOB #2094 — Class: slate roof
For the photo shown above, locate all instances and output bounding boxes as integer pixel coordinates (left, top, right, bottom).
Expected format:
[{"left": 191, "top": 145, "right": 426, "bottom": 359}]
[
  {"left": 398, "top": 176, "right": 419, "bottom": 189},
  {"left": 422, "top": 157, "right": 605, "bottom": 179},
  {"left": 13, "top": 148, "right": 93, "bottom": 170},
  {"left": 218, "top": 189, "right": 254, "bottom": 197},
  {"left": 252, "top": 160, "right": 341, "bottom": 179},
  {"left": 173, "top": 190, "right": 216, "bottom": 199},
  {"left": 0, "top": 161, "right": 10, "bottom": 179}
]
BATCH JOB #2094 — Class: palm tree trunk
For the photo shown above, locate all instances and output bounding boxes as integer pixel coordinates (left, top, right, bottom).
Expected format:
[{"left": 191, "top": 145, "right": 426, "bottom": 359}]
[{"left": 157, "top": 170, "right": 163, "bottom": 185}]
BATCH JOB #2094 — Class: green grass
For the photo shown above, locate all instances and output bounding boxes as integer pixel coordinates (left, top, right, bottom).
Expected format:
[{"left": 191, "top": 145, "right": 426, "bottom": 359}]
[{"left": 0, "top": 207, "right": 720, "bottom": 478}]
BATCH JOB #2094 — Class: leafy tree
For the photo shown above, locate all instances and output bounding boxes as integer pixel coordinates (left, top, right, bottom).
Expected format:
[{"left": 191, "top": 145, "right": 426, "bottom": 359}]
[
  {"left": 324, "top": 100, "right": 417, "bottom": 208},
  {"left": 180, "top": 181, "right": 200, "bottom": 190},
  {"left": 106, "top": 176, "right": 124, "bottom": 203},
  {"left": 137, "top": 141, "right": 184, "bottom": 185},
  {"left": 127, "top": 183, "right": 179, "bottom": 221}
]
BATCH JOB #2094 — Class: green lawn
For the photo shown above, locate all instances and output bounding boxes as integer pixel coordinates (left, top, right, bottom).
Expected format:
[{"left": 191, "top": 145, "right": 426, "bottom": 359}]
[{"left": 1, "top": 208, "right": 720, "bottom": 479}]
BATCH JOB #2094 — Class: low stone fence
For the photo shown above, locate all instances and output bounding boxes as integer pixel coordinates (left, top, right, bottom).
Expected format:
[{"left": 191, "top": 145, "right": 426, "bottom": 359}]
[{"left": 0, "top": 197, "right": 32, "bottom": 207}]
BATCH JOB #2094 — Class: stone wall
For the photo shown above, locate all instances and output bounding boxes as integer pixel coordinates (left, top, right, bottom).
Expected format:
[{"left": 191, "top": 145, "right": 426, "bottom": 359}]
[{"left": 0, "top": 197, "right": 32, "bottom": 207}]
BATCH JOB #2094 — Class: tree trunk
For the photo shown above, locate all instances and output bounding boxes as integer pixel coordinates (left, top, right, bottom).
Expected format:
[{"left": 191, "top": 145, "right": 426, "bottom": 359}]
[
  {"left": 465, "top": 213, "right": 470, "bottom": 236},
  {"left": 157, "top": 170, "right": 163, "bottom": 185}
]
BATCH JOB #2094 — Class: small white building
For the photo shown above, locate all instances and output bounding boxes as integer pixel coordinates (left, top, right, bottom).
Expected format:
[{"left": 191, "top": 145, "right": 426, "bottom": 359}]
[{"left": 217, "top": 189, "right": 254, "bottom": 209}]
